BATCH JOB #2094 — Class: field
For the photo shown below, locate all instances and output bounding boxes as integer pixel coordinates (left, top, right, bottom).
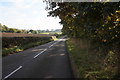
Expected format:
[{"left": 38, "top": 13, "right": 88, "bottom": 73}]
[
  {"left": 40, "top": 32, "right": 62, "bottom": 35},
  {"left": 1, "top": 33, "right": 53, "bottom": 37},
  {"left": 2, "top": 33, "right": 54, "bottom": 56}
]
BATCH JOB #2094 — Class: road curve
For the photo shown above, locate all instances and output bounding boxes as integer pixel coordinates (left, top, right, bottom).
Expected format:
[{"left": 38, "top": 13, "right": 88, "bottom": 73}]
[{"left": 2, "top": 37, "right": 74, "bottom": 79}]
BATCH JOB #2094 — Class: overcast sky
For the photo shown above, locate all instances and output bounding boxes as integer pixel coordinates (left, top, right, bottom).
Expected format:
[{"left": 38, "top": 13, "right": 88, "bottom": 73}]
[{"left": 0, "top": 0, "right": 62, "bottom": 30}]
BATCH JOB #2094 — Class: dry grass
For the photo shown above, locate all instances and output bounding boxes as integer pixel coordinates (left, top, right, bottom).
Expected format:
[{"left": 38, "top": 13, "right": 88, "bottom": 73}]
[{"left": 1, "top": 33, "right": 53, "bottom": 37}]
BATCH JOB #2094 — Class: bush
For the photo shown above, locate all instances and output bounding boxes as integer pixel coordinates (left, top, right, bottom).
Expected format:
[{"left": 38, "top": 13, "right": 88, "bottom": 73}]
[{"left": 2, "top": 37, "right": 52, "bottom": 56}]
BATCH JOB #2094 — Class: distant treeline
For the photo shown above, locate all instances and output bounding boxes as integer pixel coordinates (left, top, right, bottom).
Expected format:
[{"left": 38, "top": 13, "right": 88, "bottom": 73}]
[{"left": 0, "top": 23, "right": 61, "bottom": 34}]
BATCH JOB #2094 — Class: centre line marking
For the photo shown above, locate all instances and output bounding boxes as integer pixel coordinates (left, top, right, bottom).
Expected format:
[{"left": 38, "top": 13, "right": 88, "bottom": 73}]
[
  {"left": 34, "top": 49, "right": 47, "bottom": 58},
  {"left": 49, "top": 42, "right": 57, "bottom": 48},
  {"left": 49, "top": 45, "right": 53, "bottom": 48},
  {"left": 34, "top": 41, "right": 59, "bottom": 58},
  {"left": 3, "top": 66, "right": 22, "bottom": 80}
]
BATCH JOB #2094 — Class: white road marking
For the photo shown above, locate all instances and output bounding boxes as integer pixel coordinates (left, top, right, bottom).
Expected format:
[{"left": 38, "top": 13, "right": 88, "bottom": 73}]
[
  {"left": 49, "top": 43, "right": 56, "bottom": 47},
  {"left": 49, "top": 44, "right": 53, "bottom": 48},
  {"left": 2, "top": 39, "right": 63, "bottom": 80},
  {"left": 3, "top": 66, "right": 22, "bottom": 79},
  {"left": 34, "top": 41, "right": 60, "bottom": 58},
  {"left": 34, "top": 49, "right": 47, "bottom": 58},
  {"left": 48, "top": 42, "right": 57, "bottom": 48}
]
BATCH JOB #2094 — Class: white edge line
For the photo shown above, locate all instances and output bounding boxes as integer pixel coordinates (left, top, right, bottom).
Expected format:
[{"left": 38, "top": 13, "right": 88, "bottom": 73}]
[{"left": 3, "top": 66, "right": 22, "bottom": 79}]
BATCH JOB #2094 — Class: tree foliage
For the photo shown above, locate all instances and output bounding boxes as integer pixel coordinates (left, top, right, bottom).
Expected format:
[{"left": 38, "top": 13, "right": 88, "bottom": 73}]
[
  {"left": 46, "top": 2, "right": 120, "bottom": 43},
  {"left": 44, "top": 1, "right": 120, "bottom": 79},
  {"left": 0, "top": 23, "right": 41, "bottom": 34}
]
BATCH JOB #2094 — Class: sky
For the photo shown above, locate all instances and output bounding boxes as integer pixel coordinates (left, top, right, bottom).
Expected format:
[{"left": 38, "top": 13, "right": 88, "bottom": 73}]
[{"left": 0, "top": 0, "right": 62, "bottom": 30}]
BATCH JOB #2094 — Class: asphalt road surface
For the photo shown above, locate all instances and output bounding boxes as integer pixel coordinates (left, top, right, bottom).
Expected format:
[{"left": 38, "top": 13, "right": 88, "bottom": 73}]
[{"left": 2, "top": 37, "right": 74, "bottom": 79}]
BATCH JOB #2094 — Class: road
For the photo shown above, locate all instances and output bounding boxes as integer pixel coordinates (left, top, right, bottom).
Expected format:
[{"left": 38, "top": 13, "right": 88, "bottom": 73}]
[{"left": 2, "top": 37, "right": 74, "bottom": 79}]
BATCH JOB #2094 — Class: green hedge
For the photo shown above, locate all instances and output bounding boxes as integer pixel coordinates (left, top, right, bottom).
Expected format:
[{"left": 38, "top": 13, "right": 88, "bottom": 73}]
[{"left": 2, "top": 37, "right": 52, "bottom": 56}]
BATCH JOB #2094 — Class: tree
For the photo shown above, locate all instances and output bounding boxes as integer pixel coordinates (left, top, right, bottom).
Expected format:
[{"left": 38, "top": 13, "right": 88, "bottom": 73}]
[
  {"left": 16, "top": 30, "right": 23, "bottom": 33},
  {"left": 0, "top": 23, "right": 2, "bottom": 32},
  {"left": 2, "top": 25, "right": 9, "bottom": 32},
  {"left": 44, "top": 1, "right": 120, "bottom": 78},
  {"left": 45, "top": 1, "right": 120, "bottom": 40},
  {"left": 9, "top": 28, "right": 16, "bottom": 33},
  {"left": 29, "top": 29, "right": 38, "bottom": 34},
  {"left": 46, "top": 29, "right": 49, "bottom": 32}
]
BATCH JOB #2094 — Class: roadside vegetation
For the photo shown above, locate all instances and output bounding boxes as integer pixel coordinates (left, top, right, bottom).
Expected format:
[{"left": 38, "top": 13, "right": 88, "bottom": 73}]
[
  {"left": 2, "top": 36, "right": 53, "bottom": 57},
  {"left": 1, "top": 23, "right": 62, "bottom": 57},
  {"left": 0, "top": 23, "right": 61, "bottom": 34},
  {"left": 2, "top": 32, "right": 63, "bottom": 57},
  {"left": 67, "top": 38, "right": 118, "bottom": 79},
  {"left": 45, "top": 1, "right": 120, "bottom": 79}
]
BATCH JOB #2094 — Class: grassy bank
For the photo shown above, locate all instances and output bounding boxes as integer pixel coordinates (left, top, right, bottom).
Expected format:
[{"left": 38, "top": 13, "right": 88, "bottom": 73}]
[
  {"left": 66, "top": 38, "right": 119, "bottom": 80},
  {"left": 2, "top": 37, "right": 52, "bottom": 56}
]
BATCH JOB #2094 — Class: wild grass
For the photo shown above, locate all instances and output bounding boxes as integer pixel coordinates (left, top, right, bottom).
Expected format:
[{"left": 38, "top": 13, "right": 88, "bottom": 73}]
[{"left": 66, "top": 38, "right": 119, "bottom": 80}]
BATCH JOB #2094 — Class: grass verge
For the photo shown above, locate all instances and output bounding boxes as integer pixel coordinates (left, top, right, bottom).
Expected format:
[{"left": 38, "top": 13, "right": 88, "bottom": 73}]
[{"left": 66, "top": 38, "right": 118, "bottom": 80}]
